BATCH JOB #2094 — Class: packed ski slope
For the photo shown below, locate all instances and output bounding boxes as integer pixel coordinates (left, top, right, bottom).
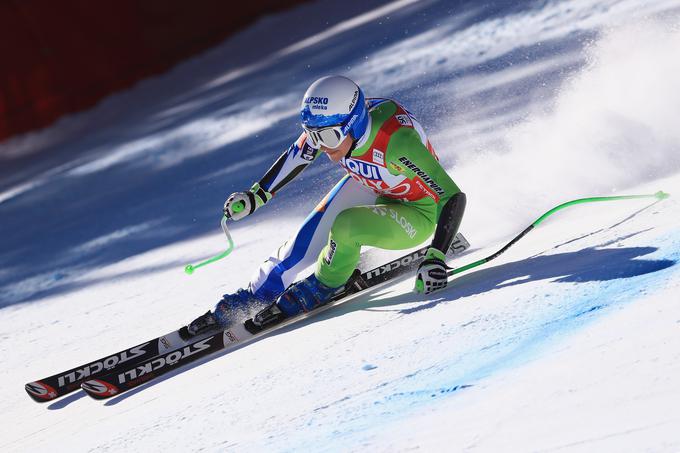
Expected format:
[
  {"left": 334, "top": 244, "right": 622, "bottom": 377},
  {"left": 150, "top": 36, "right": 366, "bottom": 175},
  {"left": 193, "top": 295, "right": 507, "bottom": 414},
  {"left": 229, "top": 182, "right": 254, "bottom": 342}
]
[{"left": 1, "top": 0, "right": 680, "bottom": 451}]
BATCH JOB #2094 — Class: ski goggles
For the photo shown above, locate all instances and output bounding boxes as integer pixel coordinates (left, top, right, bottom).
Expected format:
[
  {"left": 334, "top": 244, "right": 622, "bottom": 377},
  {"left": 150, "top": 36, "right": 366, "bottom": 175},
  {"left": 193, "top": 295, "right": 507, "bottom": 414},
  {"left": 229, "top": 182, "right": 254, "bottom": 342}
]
[{"left": 303, "top": 125, "right": 346, "bottom": 149}]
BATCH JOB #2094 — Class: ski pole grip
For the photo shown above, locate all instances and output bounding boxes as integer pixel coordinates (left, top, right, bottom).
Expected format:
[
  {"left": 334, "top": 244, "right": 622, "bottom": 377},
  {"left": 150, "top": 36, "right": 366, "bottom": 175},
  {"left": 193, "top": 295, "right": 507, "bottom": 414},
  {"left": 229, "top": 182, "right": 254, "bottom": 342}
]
[{"left": 232, "top": 200, "right": 245, "bottom": 214}]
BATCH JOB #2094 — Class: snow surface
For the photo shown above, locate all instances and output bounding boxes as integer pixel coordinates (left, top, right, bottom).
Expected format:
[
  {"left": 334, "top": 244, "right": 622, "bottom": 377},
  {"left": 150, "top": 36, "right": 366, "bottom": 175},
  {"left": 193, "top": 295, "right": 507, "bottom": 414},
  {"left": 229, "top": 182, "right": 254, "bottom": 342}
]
[{"left": 1, "top": 0, "right": 680, "bottom": 451}]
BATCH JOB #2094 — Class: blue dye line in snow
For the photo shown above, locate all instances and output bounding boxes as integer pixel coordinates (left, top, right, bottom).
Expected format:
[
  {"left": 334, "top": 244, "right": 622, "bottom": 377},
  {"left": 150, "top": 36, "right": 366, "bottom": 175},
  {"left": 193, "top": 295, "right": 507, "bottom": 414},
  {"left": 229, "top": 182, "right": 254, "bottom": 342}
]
[{"left": 300, "top": 232, "right": 680, "bottom": 447}]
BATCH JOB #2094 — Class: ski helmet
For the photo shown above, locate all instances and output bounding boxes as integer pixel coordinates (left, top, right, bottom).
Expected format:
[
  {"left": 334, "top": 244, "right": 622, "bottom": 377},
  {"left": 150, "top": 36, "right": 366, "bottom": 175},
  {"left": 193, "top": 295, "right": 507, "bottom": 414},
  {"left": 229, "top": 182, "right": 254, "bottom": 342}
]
[{"left": 300, "top": 75, "right": 368, "bottom": 148}]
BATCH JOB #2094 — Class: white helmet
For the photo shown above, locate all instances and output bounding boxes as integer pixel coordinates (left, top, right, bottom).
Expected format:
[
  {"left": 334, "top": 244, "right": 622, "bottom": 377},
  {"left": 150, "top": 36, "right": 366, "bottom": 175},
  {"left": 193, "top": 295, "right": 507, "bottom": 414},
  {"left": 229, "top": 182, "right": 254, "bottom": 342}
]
[{"left": 300, "top": 75, "right": 368, "bottom": 148}]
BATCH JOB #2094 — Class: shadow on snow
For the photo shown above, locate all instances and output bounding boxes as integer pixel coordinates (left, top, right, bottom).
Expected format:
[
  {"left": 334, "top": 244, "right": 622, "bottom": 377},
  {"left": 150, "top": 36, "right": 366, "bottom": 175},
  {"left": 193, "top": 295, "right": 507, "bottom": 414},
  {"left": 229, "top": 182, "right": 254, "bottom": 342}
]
[
  {"left": 48, "top": 241, "right": 675, "bottom": 408},
  {"left": 345, "top": 243, "right": 676, "bottom": 316}
]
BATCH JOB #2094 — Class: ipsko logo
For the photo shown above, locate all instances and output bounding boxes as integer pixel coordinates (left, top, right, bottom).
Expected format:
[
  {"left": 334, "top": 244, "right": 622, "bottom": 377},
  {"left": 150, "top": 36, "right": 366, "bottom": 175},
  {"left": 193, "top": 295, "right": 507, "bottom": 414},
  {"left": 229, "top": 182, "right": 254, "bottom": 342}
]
[{"left": 305, "top": 96, "right": 329, "bottom": 111}]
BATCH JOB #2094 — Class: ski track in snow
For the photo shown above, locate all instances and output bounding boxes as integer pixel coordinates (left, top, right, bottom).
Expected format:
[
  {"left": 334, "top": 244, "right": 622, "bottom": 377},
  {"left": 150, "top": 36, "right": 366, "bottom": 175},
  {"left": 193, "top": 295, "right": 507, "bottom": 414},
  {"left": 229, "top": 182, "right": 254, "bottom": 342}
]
[{"left": 1, "top": 0, "right": 680, "bottom": 451}]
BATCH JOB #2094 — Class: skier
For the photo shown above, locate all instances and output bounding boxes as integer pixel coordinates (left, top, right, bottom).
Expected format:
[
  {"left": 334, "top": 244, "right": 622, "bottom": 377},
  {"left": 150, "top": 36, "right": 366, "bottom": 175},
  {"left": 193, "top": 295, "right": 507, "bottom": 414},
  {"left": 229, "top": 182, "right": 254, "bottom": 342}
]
[{"left": 187, "top": 75, "right": 466, "bottom": 336}]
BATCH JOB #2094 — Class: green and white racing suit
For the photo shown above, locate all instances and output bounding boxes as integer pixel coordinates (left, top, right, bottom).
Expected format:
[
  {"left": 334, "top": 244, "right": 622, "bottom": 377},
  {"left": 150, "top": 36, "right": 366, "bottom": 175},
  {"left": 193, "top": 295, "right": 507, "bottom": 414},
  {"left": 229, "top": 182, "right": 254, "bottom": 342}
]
[{"left": 247, "top": 98, "right": 462, "bottom": 299}]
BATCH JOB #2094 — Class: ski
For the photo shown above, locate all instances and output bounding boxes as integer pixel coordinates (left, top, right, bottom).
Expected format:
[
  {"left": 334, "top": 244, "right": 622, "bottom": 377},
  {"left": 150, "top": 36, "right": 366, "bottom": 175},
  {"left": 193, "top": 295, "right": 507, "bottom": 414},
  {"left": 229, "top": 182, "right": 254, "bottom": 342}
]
[
  {"left": 81, "top": 233, "right": 470, "bottom": 400},
  {"left": 25, "top": 327, "right": 206, "bottom": 403},
  {"left": 24, "top": 235, "right": 441, "bottom": 404}
]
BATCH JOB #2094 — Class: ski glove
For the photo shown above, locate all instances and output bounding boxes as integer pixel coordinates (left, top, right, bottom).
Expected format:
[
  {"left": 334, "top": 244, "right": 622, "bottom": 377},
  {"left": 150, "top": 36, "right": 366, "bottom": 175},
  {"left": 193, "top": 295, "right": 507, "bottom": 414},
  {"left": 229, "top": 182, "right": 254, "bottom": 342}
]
[
  {"left": 223, "top": 183, "right": 272, "bottom": 221},
  {"left": 415, "top": 248, "right": 450, "bottom": 294}
]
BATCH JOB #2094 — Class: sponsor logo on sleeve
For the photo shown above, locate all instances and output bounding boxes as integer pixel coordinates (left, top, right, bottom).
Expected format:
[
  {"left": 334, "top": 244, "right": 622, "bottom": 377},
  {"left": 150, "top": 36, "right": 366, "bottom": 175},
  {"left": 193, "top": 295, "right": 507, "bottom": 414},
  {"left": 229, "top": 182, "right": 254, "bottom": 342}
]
[
  {"left": 397, "top": 156, "right": 445, "bottom": 197},
  {"left": 395, "top": 114, "right": 412, "bottom": 127}
]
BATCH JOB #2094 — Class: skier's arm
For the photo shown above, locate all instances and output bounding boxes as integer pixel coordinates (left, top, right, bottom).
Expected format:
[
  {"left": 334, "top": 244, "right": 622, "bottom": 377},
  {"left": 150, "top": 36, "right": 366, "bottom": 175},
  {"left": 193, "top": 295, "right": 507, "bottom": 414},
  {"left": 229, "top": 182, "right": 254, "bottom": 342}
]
[
  {"left": 387, "top": 128, "right": 466, "bottom": 293},
  {"left": 387, "top": 127, "right": 461, "bottom": 205},
  {"left": 429, "top": 192, "right": 466, "bottom": 258},
  {"left": 258, "top": 132, "right": 319, "bottom": 194},
  {"left": 224, "top": 133, "right": 319, "bottom": 220},
  {"left": 413, "top": 191, "right": 466, "bottom": 293},
  {"left": 392, "top": 130, "right": 465, "bottom": 258}
]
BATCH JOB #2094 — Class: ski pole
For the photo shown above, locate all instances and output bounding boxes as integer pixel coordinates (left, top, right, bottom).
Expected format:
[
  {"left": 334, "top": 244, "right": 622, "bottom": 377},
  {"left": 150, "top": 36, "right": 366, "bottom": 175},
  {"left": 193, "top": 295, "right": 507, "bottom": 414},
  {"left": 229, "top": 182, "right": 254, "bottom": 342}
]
[
  {"left": 184, "top": 201, "right": 246, "bottom": 275},
  {"left": 447, "top": 190, "right": 670, "bottom": 278}
]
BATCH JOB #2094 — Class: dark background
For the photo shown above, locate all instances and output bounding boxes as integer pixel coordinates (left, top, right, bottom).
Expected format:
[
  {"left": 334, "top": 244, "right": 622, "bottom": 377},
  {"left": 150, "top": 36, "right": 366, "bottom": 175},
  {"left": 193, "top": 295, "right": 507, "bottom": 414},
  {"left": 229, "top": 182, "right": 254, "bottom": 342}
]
[{"left": 0, "top": 0, "right": 307, "bottom": 142}]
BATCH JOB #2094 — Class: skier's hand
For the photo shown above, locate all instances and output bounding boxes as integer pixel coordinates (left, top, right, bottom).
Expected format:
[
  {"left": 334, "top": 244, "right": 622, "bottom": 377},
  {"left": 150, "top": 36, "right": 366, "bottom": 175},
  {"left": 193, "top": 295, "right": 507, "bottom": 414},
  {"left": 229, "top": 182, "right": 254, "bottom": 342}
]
[
  {"left": 415, "top": 257, "right": 449, "bottom": 294},
  {"left": 223, "top": 191, "right": 255, "bottom": 221},
  {"left": 223, "top": 183, "right": 273, "bottom": 221}
]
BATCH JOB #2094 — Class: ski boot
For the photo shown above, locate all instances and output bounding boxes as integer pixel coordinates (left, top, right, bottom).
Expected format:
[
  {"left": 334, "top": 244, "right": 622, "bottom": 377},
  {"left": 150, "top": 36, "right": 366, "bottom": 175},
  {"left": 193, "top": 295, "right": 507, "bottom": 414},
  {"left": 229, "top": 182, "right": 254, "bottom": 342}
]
[
  {"left": 276, "top": 273, "right": 344, "bottom": 316},
  {"left": 182, "top": 288, "right": 265, "bottom": 339},
  {"left": 244, "top": 273, "right": 344, "bottom": 334}
]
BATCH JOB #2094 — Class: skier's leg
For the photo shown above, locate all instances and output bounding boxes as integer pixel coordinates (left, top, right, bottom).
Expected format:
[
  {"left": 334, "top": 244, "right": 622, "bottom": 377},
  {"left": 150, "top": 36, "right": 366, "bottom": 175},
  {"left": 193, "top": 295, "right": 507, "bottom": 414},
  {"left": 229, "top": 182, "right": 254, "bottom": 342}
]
[
  {"left": 188, "top": 176, "right": 375, "bottom": 336},
  {"left": 317, "top": 202, "right": 436, "bottom": 287},
  {"left": 249, "top": 175, "right": 375, "bottom": 301},
  {"left": 275, "top": 201, "right": 436, "bottom": 317}
]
